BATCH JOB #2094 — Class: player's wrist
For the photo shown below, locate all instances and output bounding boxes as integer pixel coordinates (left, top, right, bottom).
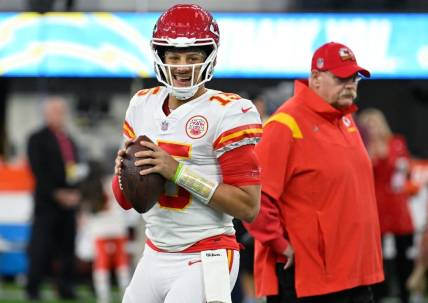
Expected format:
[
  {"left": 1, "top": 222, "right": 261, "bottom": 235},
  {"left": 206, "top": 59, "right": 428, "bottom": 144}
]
[
  {"left": 172, "top": 163, "right": 219, "bottom": 205},
  {"left": 172, "top": 162, "right": 184, "bottom": 183}
]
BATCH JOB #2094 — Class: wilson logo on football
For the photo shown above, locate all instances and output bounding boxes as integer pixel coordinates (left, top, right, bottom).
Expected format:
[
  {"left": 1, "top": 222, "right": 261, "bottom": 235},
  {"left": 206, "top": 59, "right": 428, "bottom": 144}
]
[{"left": 186, "top": 115, "right": 208, "bottom": 139}]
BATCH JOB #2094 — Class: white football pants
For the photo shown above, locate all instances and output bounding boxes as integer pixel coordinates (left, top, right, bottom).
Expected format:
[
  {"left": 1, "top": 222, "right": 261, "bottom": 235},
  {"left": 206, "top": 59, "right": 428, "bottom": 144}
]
[{"left": 122, "top": 245, "right": 240, "bottom": 303}]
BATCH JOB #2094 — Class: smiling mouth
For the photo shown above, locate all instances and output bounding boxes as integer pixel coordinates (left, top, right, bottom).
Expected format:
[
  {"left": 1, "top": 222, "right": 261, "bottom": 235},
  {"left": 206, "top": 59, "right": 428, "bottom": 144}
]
[
  {"left": 173, "top": 75, "right": 192, "bottom": 87},
  {"left": 340, "top": 90, "right": 357, "bottom": 100}
]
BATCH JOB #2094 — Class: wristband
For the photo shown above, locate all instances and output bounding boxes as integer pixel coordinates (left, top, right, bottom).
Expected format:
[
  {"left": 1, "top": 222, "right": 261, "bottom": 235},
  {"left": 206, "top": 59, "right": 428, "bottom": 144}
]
[
  {"left": 172, "top": 162, "right": 184, "bottom": 183},
  {"left": 173, "top": 163, "right": 219, "bottom": 205}
]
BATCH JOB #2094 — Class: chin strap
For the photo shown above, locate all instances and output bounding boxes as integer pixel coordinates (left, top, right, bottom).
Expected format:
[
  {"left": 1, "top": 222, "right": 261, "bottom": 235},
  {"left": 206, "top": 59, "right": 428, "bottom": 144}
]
[{"left": 169, "top": 85, "right": 199, "bottom": 101}]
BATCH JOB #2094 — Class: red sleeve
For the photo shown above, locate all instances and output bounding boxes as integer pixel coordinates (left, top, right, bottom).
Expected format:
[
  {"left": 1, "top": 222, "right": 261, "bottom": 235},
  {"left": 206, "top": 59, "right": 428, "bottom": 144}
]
[
  {"left": 244, "top": 192, "right": 288, "bottom": 255},
  {"left": 218, "top": 145, "right": 260, "bottom": 186},
  {"left": 255, "top": 120, "right": 294, "bottom": 201},
  {"left": 244, "top": 117, "right": 295, "bottom": 255},
  {"left": 111, "top": 175, "right": 133, "bottom": 210}
]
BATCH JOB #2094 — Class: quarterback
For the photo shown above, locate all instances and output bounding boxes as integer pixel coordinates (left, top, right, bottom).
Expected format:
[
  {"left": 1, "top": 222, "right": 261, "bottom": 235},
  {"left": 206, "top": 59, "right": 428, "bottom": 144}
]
[{"left": 112, "top": 4, "right": 262, "bottom": 303}]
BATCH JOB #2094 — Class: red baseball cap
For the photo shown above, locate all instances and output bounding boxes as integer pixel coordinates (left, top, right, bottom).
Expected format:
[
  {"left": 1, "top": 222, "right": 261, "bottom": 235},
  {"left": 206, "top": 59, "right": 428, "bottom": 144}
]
[{"left": 311, "top": 42, "right": 370, "bottom": 78}]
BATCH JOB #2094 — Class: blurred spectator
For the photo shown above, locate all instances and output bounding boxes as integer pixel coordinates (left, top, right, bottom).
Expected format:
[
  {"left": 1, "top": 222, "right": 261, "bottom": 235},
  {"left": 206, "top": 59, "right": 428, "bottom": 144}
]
[
  {"left": 358, "top": 108, "right": 414, "bottom": 303},
  {"left": 261, "top": 82, "right": 294, "bottom": 115},
  {"left": 80, "top": 160, "right": 130, "bottom": 303},
  {"left": 406, "top": 161, "right": 428, "bottom": 303},
  {"left": 25, "top": 96, "right": 81, "bottom": 300},
  {"left": 253, "top": 95, "right": 269, "bottom": 123},
  {"left": 234, "top": 219, "right": 260, "bottom": 303}
]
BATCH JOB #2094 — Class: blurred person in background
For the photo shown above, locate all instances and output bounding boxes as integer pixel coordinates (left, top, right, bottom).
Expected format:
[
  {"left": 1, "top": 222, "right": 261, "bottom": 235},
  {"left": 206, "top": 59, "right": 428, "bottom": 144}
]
[
  {"left": 358, "top": 108, "right": 415, "bottom": 303},
  {"left": 80, "top": 160, "right": 130, "bottom": 303},
  {"left": 253, "top": 94, "right": 269, "bottom": 123},
  {"left": 407, "top": 171, "right": 428, "bottom": 303},
  {"left": 26, "top": 96, "right": 81, "bottom": 300},
  {"left": 406, "top": 159, "right": 428, "bottom": 303},
  {"left": 245, "top": 42, "right": 384, "bottom": 303},
  {"left": 233, "top": 218, "right": 260, "bottom": 303}
]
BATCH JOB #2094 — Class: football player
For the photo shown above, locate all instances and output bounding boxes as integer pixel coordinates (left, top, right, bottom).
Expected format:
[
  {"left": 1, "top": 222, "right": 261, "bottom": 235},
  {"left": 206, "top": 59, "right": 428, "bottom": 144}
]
[{"left": 111, "top": 4, "right": 262, "bottom": 303}]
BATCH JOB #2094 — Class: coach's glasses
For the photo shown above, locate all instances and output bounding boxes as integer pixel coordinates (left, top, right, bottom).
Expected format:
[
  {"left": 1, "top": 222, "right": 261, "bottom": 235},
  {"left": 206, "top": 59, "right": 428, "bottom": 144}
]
[{"left": 324, "top": 71, "right": 362, "bottom": 85}]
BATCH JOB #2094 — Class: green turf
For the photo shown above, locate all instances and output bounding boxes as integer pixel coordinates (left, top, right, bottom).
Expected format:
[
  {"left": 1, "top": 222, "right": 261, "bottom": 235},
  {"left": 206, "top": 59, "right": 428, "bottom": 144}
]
[{"left": 0, "top": 280, "right": 121, "bottom": 302}]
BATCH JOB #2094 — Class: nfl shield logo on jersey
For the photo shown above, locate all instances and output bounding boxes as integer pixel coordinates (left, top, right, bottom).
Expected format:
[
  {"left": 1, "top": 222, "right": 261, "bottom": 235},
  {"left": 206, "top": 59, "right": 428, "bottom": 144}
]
[
  {"left": 161, "top": 120, "right": 169, "bottom": 131},
  {"left": 186, "top": 115, "right": 208, "bottom": 139}
]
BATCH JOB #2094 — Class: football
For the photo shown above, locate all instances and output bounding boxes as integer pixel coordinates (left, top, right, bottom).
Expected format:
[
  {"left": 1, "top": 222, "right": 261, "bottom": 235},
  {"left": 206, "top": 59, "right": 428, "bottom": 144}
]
[{"left": 119, "top": 135, "right": 166, "bottom": 213}]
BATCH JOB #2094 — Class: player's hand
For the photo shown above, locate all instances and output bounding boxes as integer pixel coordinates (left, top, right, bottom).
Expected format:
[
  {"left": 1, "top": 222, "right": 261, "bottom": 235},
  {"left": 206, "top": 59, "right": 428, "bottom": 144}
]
[
  {"left": 283, "top": 244, "right": 294, "bottom": 270},
  {"left": 407, "top": 262, "right": 426, "bottom": 293},
  {"left": 54, "top": 189, "right": 81, "bottom": 208},
  {"left": 134, "top": 140, "right": 179, "bottom": 180},
  {"left": 114, "top": 139, "right": 134, "bottom": 176}
]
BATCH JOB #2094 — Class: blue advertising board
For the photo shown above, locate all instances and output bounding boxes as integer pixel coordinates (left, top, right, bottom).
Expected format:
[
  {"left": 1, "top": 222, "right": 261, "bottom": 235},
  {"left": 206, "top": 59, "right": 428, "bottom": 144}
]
[{"left": 0, "top": 12, "right": 427, "bottom": 78}]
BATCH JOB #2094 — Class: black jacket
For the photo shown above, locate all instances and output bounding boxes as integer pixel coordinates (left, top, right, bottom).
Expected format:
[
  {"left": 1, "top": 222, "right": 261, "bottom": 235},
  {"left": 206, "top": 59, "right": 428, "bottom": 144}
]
[{"left": 27, "top": 126, "right": 79, "bottom": 213}]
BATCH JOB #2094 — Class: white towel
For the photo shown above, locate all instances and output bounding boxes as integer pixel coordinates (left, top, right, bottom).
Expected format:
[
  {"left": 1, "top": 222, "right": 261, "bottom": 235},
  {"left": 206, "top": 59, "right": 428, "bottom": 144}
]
[{"left": 201, "top": 249, "right": 232, "bottom": 303}]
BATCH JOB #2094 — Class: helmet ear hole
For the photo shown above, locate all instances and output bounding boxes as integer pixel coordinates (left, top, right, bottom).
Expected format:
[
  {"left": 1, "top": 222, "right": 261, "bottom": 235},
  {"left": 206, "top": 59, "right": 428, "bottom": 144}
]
[
  {"left": 155, "top": 46, "right": 167, "bottom": 63},
  {"left": 198, "top": 45, "right": 213, "bottom": 60}
]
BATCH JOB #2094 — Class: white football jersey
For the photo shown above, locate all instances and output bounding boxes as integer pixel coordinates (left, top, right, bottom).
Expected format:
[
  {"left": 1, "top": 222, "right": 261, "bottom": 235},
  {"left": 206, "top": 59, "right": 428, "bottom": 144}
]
[{"left": 122, "top": 86, "right": 262, "bottom": 252}]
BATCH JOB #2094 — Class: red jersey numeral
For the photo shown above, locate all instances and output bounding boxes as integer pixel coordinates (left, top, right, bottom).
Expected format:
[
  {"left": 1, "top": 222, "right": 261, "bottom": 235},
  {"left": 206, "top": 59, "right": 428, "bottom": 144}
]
[
  {"left": 209, "top": 93, "right": 241, "bottom": 106},
  {"left": 136, "top": 86, "right": 161, "bottom": 96},
  {"left": 157, "top": 141, "right": 191, "bottom": 210}
]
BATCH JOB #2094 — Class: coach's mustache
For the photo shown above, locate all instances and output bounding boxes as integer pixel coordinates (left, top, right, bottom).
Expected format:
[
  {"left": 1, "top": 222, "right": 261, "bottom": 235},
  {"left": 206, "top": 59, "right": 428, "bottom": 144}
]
[{"left": 340, "top": 90, "right": 357, "bottom": 100}]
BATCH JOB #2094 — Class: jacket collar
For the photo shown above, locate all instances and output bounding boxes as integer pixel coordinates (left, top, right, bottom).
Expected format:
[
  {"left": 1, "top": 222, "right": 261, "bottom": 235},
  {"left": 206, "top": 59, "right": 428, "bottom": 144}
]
[{"left": 293, "top": 80, "right": 357, "bottom": 121}]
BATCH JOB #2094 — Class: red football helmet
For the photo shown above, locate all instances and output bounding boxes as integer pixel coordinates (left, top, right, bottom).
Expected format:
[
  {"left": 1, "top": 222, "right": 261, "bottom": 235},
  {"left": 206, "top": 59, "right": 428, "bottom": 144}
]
[{"left": 151, "top": 4, "right": 220, "bottom": 100}]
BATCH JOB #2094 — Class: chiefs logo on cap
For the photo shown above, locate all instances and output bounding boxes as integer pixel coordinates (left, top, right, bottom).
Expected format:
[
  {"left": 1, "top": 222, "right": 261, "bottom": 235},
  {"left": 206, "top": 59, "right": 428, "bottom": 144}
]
[{"left": 338, "top": 47, "right": 355, "bottom": 62}]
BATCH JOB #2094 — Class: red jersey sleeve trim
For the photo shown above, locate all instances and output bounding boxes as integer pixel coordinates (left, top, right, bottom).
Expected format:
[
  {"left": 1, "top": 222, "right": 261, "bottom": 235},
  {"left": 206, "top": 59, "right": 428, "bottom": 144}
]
[
  {"left": 213, "top": 124, "right": 262, "bottom": 150},
  {"left": 218, "top": 145, "right": 260, "bottom": 186},
  {"left": 137, "top": 88, "right": 150, "bottom": 96},
  {"left": 123, "top": 120, "right": 136, "bottom": 139}
]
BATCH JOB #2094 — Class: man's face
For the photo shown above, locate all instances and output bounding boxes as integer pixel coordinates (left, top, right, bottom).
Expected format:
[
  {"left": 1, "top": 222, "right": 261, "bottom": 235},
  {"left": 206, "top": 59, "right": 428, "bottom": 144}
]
[
  {"left": 313, "top": 71, "right": 360, "bottom": 109},
  {"left": 44, "top": 98, "right": 67, "bottom": 130},
  {"left": 360, "top": 113, "right": 387, "bottom": 139},
  {"left": 163, "top": 49, "right": 207, "bottom": 88}
]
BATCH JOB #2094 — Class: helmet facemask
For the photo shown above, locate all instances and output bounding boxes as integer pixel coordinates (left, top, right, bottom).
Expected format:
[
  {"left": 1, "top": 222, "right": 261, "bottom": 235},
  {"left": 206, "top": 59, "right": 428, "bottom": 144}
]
[{"left": 152, "top": 39, "right": 218, "bottom": 101}]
